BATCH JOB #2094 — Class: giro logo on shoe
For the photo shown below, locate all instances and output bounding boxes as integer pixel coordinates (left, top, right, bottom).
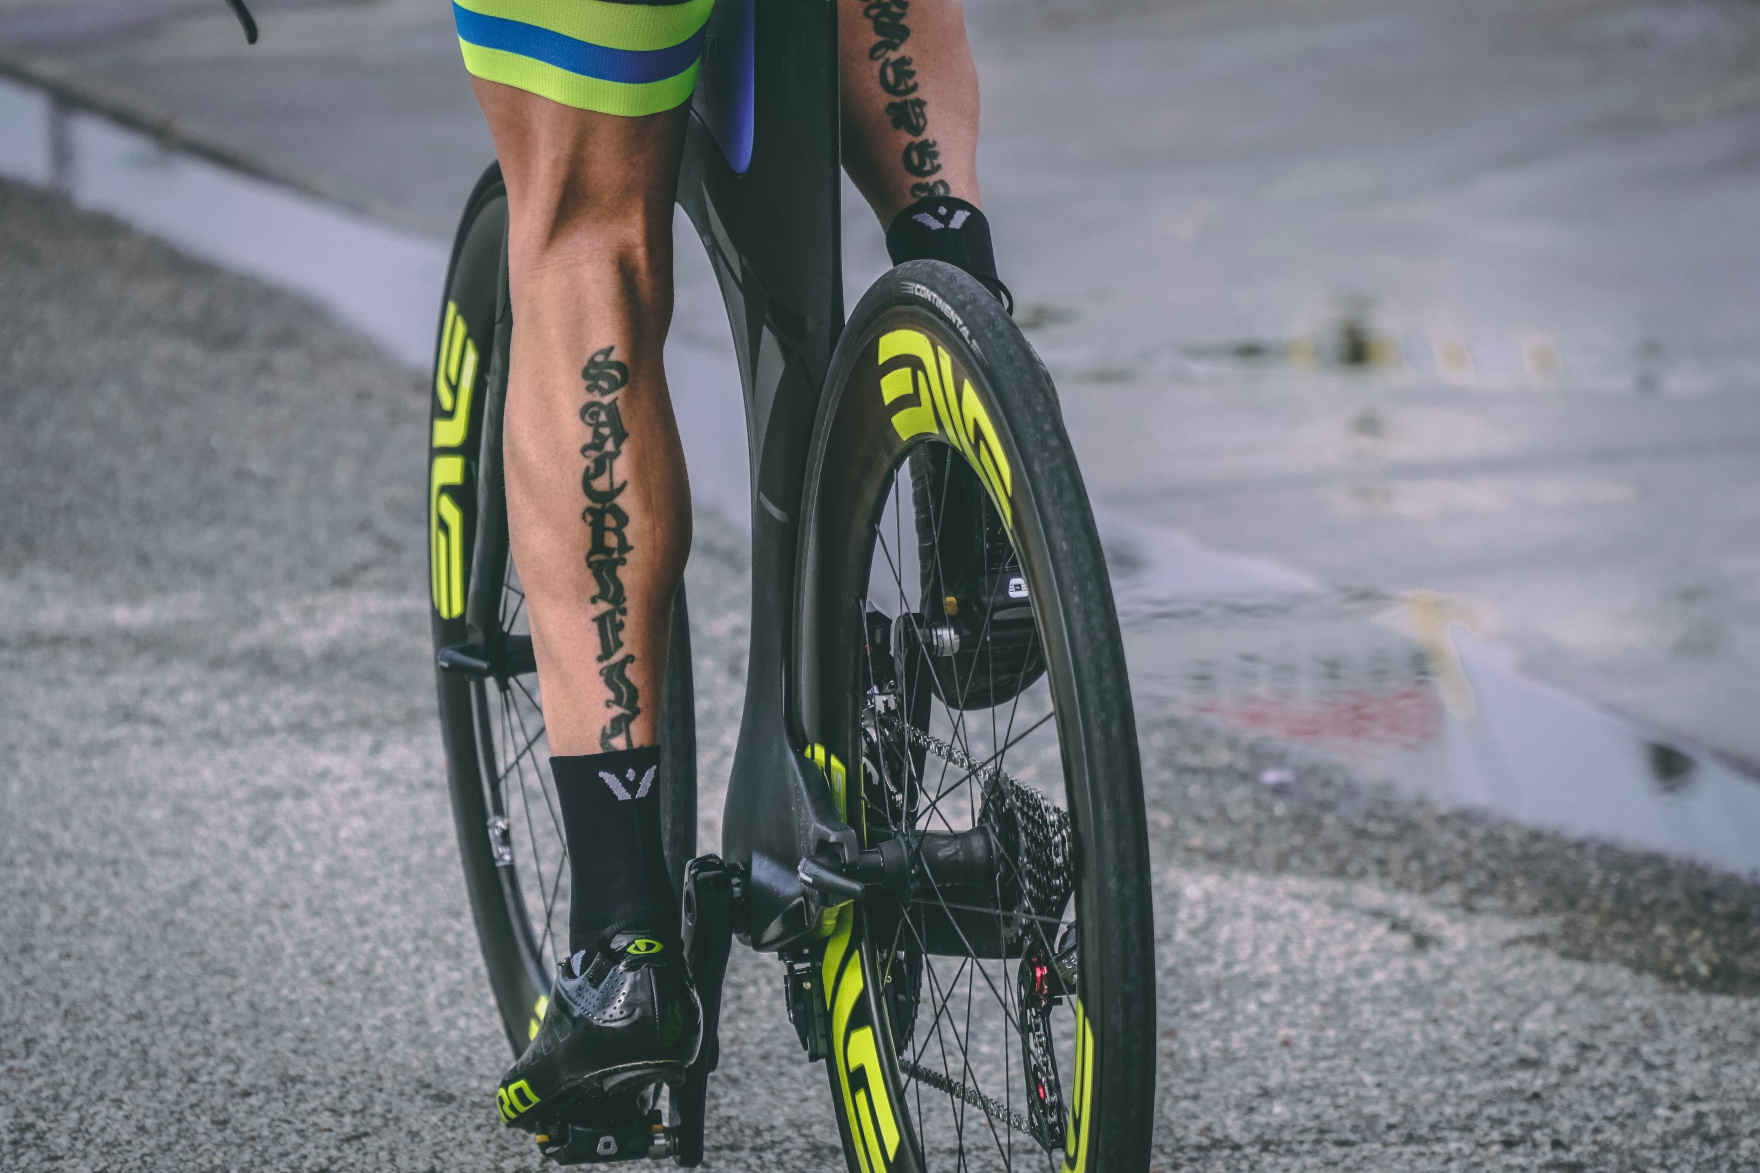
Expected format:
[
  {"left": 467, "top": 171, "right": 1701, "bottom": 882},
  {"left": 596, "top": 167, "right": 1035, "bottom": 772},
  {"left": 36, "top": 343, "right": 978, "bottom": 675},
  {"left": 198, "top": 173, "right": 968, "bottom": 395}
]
[
  {"left": 625, "top": 938, "right": 663, "bottom": 955},
  {"left": 497, "top": 1079, "right": 540, "bottom": 1122},
  {"left": 598, "top": 765, "right": 657, "bottom": 801},
  {"left": 876, "top": 328, "right": 1013, "bottom": 530}
]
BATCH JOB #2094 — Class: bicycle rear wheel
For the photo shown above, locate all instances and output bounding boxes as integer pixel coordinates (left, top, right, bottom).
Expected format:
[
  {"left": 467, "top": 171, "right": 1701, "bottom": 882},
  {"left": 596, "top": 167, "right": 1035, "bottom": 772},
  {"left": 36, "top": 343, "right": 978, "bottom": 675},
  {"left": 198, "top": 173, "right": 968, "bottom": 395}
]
[
  {"left": 429, "top": 162, "right": 697, "bottom": 1053},
  {"left": 797, "top": 261, "right": 1155, "bottom": 1172}
]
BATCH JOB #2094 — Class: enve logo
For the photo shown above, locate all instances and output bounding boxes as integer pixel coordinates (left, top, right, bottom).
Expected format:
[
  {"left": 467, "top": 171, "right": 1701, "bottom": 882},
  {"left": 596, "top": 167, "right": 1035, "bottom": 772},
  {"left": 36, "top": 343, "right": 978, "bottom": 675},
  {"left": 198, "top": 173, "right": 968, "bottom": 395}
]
[
  {"left": 876, "top": 328, "right": 1013, "bottom": 530},
  {"left": 824, "top": 912, "right": 901, "bottom": 1172},
  {"left": 433, "top": 301, "right": 479, "bottom": 449},
  {"left": 429, "top": 300, "right": 478, "bottom": 620},
  {"left": 430, "top": 455, "right": 466, "bottom": 619}
]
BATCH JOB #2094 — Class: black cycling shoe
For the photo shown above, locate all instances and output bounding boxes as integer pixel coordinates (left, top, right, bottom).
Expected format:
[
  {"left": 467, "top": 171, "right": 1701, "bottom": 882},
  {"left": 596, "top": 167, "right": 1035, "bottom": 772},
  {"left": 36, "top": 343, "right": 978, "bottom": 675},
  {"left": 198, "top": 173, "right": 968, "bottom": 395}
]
[{"left": 495, "top": 930, "right": 702, "bottom": 1134}]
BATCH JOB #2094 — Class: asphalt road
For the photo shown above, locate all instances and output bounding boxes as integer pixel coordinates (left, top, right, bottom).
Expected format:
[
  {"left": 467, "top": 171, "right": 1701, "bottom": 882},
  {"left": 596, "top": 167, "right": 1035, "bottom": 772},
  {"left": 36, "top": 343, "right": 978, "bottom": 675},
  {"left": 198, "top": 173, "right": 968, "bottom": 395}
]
[{"left": 3, "top": 181, "right": 1759, "bottom": 1171}]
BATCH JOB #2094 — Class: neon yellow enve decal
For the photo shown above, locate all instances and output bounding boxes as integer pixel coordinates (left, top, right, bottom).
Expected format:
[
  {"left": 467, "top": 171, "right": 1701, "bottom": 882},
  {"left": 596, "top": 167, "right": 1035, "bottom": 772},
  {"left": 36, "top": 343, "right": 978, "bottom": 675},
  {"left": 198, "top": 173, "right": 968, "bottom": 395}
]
[
  {"left": 428, "top": 302, "right": 477, "bottom": 620},
  {"left": 876, "top": 329, "right": 1014, "bottom": 530},
  {"left": 429, "top": 455, "right": 467, "bottom": 618},
  {"left": 822, "top": 908, "right": 901, "bottom": 1173},
  {"left": 804, "top": 744, "right": 849, "bottom": 821},
  {"left": 1060, "top": 999, "right": 1095, "bottom": 1173},
  {"left": 804, "top": 746, "right": 853, "bottom": 937},
  {"left": 433, "top": 301, "right": 479, "bottom": 450}
]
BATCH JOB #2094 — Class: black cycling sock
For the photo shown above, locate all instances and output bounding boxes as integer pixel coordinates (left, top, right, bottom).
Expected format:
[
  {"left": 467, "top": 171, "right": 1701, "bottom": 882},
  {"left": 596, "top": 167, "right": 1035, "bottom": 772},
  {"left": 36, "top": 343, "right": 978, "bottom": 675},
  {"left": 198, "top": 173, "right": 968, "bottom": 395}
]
[
  {"left": 551, "top": 746, "right": 677, "bottom": 957},
  {"left": 885, "top": 196, "right": 1011, "bottom": 310}
]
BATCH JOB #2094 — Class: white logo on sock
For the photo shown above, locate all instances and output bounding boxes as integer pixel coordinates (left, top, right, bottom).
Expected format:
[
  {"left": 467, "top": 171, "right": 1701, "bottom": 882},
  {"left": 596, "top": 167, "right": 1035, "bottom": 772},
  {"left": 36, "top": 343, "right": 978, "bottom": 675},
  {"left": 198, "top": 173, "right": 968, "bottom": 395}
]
[{"left": 598, "top": 764, "right": 658, "bottom": 801}]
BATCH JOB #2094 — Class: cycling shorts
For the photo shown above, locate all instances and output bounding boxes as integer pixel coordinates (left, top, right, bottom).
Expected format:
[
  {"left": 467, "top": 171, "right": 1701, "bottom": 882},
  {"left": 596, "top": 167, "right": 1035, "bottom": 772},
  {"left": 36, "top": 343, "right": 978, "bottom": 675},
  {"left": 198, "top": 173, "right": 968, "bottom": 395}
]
[{"left": 453, "top": 0, "right": 713, "bottom": 117}]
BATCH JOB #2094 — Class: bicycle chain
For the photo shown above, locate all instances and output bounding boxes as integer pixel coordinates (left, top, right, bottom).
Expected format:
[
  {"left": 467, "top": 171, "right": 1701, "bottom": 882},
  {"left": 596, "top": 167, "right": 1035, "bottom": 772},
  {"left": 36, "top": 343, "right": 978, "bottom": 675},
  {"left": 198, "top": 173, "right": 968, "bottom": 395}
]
[
  {"left": 897, "top": 1059, "right": 1042, "bottom": 1144},
  {"left": 876, "top": 709, "right": 1004, "bottom": 784}
]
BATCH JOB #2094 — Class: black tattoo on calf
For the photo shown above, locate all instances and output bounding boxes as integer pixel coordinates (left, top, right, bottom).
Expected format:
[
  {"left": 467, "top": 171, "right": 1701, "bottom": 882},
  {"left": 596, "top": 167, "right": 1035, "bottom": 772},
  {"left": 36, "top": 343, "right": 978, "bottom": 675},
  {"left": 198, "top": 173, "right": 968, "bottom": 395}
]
[
  {"left": 598, "top": 655, "right": 640, "bottom": 748},
  {"left": 593, "top": 606, "right": 627, "bottom": 663},
  {"left": 886, "top": 97, "right": 928, "bottom": 135},
  {"left": 577, "top": 344, "right": 641, "bottom": 751},
  {"left": 878, "top": 55, "right": 918, "bottom": 97},
  {"left": 902, "top": 139, "right": 942, "bottom": 177},
  {"left": 863, "top": 0, "right": 910, "bottom": 57},
  {"left": 581, "top": 346, "right": 629, "bottom": 397},
  {"left": 867, "top": 2, "right": 948, "bottom": 192},
  {"left": 587, "top": 557, "right": 627, "bottom": 608}
]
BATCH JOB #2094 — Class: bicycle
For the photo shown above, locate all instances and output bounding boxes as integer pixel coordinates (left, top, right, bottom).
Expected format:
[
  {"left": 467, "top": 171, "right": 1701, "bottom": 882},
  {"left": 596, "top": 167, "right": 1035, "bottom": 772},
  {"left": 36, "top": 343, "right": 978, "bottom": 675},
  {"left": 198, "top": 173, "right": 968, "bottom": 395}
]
[{"left": 423, "top": 0, "right": 1155, "bottom": 1167}]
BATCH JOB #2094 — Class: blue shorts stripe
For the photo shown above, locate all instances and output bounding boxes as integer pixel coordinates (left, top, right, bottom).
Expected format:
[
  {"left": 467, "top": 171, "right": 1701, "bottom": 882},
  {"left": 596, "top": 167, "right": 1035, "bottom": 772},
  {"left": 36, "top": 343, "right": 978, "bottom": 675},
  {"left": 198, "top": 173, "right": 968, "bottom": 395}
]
[{"left": 451, "top": 2, "right": 704, "bottom": 85}]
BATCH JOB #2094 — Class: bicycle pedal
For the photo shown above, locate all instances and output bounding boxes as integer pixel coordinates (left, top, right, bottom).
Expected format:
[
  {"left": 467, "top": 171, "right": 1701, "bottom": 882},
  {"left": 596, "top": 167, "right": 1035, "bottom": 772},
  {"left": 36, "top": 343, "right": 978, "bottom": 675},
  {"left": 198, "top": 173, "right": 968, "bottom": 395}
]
[{"left": 536, "top": 1106, "right": 674, "bottom": 1165}]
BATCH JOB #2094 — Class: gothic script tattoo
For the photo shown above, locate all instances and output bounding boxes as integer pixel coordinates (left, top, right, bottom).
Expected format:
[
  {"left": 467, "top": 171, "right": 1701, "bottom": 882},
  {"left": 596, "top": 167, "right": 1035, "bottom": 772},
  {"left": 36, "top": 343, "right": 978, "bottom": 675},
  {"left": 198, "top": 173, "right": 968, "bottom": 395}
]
[
  {"left": 885, "top": 97, "right": 927, "bottom": 135},
  {"left": 877, "top": 54, "right": 918, "bottom": 97},
  {"left": 867, "top": 0, "right": 950, "bottom": 200},
  {"left": 578, "top": 345, "right": 640, "bottom": 751},
  {"left": 864, "top": 0, "right": 910, "bottom": 57},
  {"left": 901, "top": 138, "right": 942, "bottom": 178}
]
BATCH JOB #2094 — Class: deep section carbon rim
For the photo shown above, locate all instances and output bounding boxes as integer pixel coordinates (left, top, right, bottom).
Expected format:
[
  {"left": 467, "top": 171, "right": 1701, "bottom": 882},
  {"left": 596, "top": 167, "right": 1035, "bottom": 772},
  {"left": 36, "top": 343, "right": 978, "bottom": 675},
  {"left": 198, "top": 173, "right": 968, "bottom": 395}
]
[{"left": 800, "top": 263, "right": 1154, "bottom": 1173}]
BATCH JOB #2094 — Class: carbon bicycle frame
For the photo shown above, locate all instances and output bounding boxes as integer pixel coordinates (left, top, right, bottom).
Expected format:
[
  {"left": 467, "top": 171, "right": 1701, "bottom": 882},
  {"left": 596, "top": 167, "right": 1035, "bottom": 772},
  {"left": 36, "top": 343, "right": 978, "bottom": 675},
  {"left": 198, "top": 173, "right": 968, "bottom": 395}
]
[{"left": 679, "top": 0, "right": 863, "bottom": 951}]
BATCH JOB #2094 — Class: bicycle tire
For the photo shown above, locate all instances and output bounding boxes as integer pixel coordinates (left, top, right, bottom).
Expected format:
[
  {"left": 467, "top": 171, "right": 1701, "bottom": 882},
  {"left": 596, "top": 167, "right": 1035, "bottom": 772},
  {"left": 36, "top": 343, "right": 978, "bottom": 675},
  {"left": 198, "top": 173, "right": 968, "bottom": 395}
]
[
  {"left": 429, "top": 162, "right": 698, "bottom": 1055},
  {"left": 796, "top": 260, "right": 1155, "bottom": 1173}
]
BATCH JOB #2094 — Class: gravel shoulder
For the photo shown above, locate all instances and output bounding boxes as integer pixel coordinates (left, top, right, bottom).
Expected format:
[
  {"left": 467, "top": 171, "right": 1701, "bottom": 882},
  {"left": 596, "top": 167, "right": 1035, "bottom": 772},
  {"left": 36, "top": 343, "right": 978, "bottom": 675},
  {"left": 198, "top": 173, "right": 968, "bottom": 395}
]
[{"left": 2, "top": 182, "right": 1757, "bottom": 1172}]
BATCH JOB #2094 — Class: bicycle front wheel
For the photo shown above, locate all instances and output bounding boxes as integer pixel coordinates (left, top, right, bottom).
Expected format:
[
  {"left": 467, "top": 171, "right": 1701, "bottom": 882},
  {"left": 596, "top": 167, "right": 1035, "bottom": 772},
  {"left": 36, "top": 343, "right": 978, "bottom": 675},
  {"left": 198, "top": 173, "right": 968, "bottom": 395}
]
[
  {"left": 428, "top": 162, "right": 697, "bottom": 1053},
  {"left": 797, "top": 261, "right": 1156, "bottom": 1173}
]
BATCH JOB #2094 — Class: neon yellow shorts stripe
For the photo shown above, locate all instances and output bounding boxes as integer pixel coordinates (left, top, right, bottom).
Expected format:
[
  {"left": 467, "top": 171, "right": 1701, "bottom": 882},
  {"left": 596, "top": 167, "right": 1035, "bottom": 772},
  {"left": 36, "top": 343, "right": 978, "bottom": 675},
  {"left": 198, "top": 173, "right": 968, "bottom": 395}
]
[
  {"left": 455, "top": 0, "right": 712, "bottom": 52},
  {"left": 459, "top": 40, "right": 701, "bottom": 117}
]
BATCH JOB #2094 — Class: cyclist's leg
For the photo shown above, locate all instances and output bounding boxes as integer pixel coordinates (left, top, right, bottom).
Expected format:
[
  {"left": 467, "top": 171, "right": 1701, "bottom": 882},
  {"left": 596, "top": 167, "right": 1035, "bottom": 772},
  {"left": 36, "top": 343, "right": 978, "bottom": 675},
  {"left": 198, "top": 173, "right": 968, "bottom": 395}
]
[
  {"left": 473, "top": 80, "right": 697, "bottom": 956},
  {"left": 475, "top": 83, "right": 692, "bottom": 763},
  {"left": 838, "top": 0, "right": 981, "bottom": 218},
  {"left": 838, "top": 0, "right": 1011, "bottom": 302},
  {"left": 463, "top": 66, "right": 705, "bottom": 1130}
]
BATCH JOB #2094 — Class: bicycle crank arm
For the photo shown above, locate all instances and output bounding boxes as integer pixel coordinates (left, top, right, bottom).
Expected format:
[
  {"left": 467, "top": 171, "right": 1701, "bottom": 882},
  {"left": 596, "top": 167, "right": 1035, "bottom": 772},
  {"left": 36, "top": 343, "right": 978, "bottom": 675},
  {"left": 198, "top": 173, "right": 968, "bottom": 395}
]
[
  {"left": 671, "top": 855, "right": 743, "bottom": 1167},
  {"left": 435, "top": 634, "right": 536, "bottom": 680}
]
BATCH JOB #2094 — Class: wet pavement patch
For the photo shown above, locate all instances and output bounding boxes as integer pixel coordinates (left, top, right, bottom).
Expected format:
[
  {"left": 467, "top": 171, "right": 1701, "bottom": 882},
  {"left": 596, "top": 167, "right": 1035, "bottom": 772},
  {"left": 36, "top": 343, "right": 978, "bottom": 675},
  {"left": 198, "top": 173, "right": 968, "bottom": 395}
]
[{"left": 1140, "top": 714, "right": 1760, "bottom": 998}]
